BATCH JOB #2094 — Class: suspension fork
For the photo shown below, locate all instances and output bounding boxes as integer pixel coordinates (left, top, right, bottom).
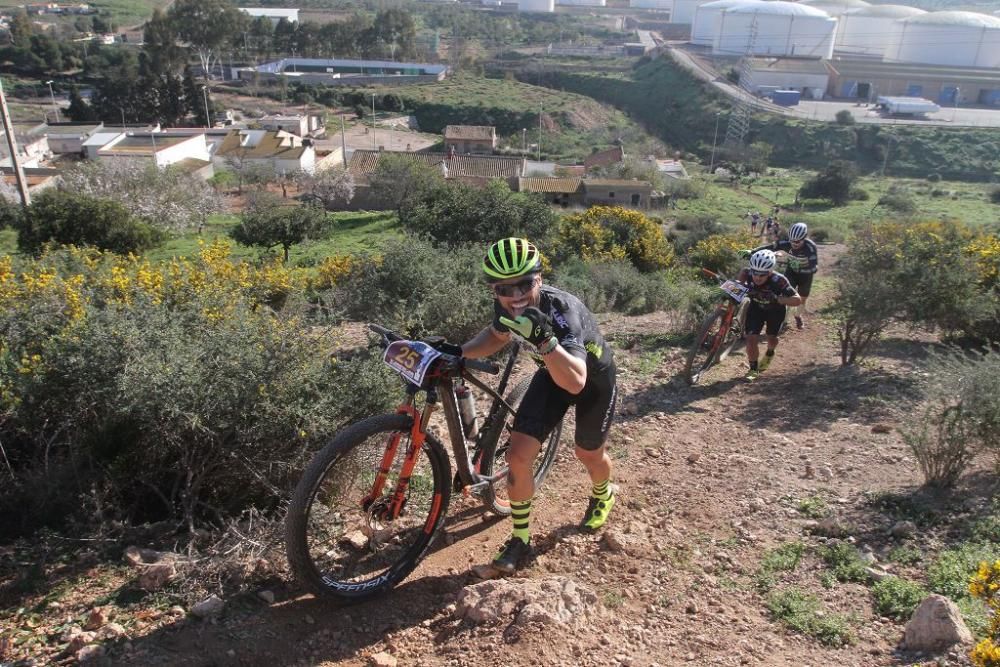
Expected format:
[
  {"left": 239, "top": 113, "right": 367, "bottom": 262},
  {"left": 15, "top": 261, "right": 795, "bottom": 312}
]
[{"left": 362, "top": 394, "right": 437, "bottom": 521}]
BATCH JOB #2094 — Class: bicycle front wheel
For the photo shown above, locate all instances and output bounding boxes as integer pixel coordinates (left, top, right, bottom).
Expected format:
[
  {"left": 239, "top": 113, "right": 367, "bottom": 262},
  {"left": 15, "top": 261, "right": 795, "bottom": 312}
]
[
  {"left": 717, "top": 300, "right": 748, "bottom": 363},
  {"left": 285, "top": 413, "right": 451, "bottom": 602},
  {"left": 478, "top": 376, "right": 563, "bottom": 516},
  {"left": 683, "top": 307, "right": 730, "bottom": 385}
]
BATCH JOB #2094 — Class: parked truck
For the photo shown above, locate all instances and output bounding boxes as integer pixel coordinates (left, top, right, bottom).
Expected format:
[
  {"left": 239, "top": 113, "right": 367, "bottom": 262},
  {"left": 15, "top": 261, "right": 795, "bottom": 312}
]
[{"left": 875, "top": 96, "right": 941, "bottom": 116}]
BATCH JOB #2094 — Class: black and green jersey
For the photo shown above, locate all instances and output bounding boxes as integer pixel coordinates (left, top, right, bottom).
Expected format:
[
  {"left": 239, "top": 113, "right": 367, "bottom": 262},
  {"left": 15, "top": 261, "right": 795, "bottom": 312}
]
[{"left": 492, "top": 285, "right": 613, "bottom": 372}]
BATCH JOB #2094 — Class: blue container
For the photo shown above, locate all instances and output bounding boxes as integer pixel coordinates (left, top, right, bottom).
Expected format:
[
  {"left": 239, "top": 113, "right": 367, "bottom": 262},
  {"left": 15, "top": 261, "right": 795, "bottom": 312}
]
[{"left": 772, "top": 89, "right": 801, "bottom": 107}]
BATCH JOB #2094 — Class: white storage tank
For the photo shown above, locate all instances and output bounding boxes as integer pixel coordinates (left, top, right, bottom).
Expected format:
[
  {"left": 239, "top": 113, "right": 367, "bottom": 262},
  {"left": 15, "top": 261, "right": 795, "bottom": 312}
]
[
  {"left": 835, "top": 4, "right": 926, "bottom": 56},
  {"left": 713, "top": 1, "right": 837, "bottom": 58},
  {"left": 555, "top": 0, "right": 606, "bottom": 5},
  {"left": 672, "top": 0, "right": 702, "bottom": 22},
  {"left": 517, "top": 0, "right": 555, "bottom": 11},
  {"left": 631, "top": 0, "right": 672, "bottom": 9},
  {"left": 691, "top": 0, "right": 765, "bottom": 46},
  {"left": 887, "top": 11, "right": 1000, "bottom": 67}
]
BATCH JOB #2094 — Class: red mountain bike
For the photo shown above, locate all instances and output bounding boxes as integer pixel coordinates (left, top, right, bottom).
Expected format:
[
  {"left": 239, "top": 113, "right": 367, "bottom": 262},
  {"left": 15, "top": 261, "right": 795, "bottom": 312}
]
[
  {"left": 285, "top": 325, "right": 563, "bottom": 602},
  {"left": 682, "top": 269, "right": 750, "bottom": 384}
]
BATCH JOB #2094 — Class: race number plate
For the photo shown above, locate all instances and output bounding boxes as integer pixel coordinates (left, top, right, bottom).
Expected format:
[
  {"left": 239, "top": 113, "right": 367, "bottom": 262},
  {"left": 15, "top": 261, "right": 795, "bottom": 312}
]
[
  {"left": 720, "top": 280, "right": 749, "bottom": 303},
  {"left": 383, "top": 340, "right": 441, "bottom": 387}
]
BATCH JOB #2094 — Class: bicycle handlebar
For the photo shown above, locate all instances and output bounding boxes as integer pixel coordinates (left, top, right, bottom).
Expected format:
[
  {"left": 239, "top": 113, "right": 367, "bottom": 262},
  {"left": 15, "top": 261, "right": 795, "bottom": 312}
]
[{"left": 367, "top": 323, "right": 500, "bottom": 376}]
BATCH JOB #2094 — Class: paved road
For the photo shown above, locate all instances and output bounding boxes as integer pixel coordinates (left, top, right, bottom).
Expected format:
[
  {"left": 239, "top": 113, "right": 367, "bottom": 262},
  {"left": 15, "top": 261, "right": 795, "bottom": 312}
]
[{"left": 666, "top": 42, "right": 1000, "bottom": 129}]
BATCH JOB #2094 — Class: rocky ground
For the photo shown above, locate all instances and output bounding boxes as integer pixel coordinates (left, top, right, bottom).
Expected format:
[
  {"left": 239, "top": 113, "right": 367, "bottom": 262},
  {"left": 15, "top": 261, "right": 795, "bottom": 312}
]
[{"left": 2, "top": 245, "right": 998, "bottom": 666}]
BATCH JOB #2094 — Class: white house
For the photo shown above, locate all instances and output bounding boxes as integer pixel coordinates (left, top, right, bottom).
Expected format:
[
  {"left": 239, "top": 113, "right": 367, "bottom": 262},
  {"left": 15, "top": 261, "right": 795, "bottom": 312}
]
[
  {"left": 96, "top": 133, "right": 214, "bottom": 177},
  {"left": 240, "top": 7, "right": 299, "bottom": 23},
  {"left": 213, "top": 129, "right": 316, "bottom": 175}
]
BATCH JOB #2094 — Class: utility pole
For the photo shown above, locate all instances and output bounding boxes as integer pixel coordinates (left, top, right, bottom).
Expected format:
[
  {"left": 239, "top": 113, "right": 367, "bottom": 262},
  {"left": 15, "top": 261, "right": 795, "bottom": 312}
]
[
  {"left": 372, "top": 93, "right": 376, "bottom": 150},
  {"left": 537, "top": 106, "right": 542, "bottom": 161},
  {"left": 709, "top": 111, "right": 721, "bottom": 175},
  {"left": 0, "top": 79, "right": 30, "bottom": 206},
  {"left": 340, "top": 114, "right": 347, "bottom": 167},
  {"left": 45, "top": 80, "right": 59, "bottom": 123},
  {"left": 202, "top": 85, "right": 211, "bottom": 129}
]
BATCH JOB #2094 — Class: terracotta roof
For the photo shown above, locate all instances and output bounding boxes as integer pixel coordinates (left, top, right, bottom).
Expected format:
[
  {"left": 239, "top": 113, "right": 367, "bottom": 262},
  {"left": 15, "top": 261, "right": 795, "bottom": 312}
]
[
  {"left": 518, "top": 177, "right": 582, "bottom": 194},
  {"left": 583, "top": 146, "right": 625, "bottom": 169},
  {"left": 444, "top": 125, "right": 496, "bottom": 141},
  {"left": 349, "top": 150, "right": 523, "bottom": 180},
  {"left": 216, "top": 130, "right": 308, "bottom": 160},
  {"left": 582, "top": 178, "right": 652, "bottom": 189},
  {"left": 555, "top": 165, "right": 586, "bottom": 178}
]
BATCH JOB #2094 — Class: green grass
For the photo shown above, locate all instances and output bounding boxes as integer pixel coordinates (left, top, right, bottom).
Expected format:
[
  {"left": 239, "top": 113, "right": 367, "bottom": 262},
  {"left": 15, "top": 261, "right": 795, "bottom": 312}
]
[
  {"left": 0, "top": 0, "right": 169, "bottom": 28},
  {"left": 753, "top": 541, "right": 805, "bottom": 592},
  {"left": 887, "top": 545, "right": 924, "bottom": 566},
  {"left": 819, "top": 543, "right": 871, "bottom": 584},
  {"left": 364, "top": 73, "right": 666, "bottom": 163},
  {"left": 145, "top": 211, "right": 402, "bottom": 265},
  {"left": 871, "top": 577, "right": 927, "bottom": 620},
  {"left": 765, "top": 588, "right": 856, "bottom": 647},
  {"left": 797, "top": 495, "right": 830, "bottom": 520},
  {"left": 927, "top": 542, "right": 1000, "bottom": 600}
]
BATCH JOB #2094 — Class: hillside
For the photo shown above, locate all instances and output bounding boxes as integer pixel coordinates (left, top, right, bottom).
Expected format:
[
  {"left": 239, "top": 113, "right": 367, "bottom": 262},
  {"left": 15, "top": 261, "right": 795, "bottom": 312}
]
[{"left": 518, "top": 55, "right": 1000, "bottom": 181}]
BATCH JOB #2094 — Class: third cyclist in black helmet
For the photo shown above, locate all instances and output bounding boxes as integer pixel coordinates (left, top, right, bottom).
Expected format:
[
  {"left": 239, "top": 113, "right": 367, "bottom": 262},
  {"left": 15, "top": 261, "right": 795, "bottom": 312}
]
[{"left": 461, "top": 238, "right": 618, "bottom": 574}]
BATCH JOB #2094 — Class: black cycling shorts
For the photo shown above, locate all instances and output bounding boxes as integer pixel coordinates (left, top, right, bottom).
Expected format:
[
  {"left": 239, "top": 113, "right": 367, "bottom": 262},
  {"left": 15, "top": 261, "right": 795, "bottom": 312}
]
[
  {"left": 786, "top": 271, "right": 814, "bottom": 298},
  {"left": 745, "top": 304, "right": 786, "bottom": 337},
  {"left": 512, "top": 361, "right": 617, "bottom": 451}
]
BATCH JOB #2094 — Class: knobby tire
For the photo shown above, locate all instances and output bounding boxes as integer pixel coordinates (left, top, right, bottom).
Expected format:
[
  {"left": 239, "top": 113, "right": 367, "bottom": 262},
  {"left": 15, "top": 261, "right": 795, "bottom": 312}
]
[
  {"left": 684, "top": 307, "right": 729, "bottom": 385},
  {"left": 285, "top": 413, "right": 451, "bottom": 602}
]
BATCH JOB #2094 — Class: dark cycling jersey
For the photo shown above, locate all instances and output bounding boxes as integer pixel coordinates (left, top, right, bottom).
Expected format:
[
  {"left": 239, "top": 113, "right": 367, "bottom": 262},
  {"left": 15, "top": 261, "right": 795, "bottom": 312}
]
[
  {"left": 736, "top": 269, "right": 797, "bottom": 309},
  {"left": 493, "top": 285, "right": 613, "bottom": 372},
  {"left": 754, "top": 238, "right": 818, "bottom": 274}
]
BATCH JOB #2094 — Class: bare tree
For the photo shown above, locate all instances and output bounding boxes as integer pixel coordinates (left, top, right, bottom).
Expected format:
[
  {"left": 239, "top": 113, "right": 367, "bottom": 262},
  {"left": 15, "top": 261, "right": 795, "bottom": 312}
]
[
  {"left": 58, "top": 160, "right": 224, "bottom": 233},
  {"left": 295, "top": 167, "right": 355, "bottom": 210}
]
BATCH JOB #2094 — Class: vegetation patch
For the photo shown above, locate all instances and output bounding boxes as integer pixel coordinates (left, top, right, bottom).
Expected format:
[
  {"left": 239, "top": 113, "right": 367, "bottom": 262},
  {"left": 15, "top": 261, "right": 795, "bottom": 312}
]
[
  {"left": 871, "top": 577, "right": 927, "bottom": 620},
  {"left": 765, "top": 588, "right": 856, "bottom": 647}
]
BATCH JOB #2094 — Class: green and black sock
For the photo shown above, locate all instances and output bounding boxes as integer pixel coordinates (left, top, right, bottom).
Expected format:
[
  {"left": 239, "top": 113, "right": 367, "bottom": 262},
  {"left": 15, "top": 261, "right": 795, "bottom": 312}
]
[
  {"left": 510, "top": 499, "right": 531, "bottom": 544},
  {"left": 592, "top": 479, "right": 613, "bottom": 502}
]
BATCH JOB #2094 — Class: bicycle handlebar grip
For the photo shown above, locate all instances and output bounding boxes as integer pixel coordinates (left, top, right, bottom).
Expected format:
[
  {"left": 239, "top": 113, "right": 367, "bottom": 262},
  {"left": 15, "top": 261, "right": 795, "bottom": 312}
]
[
  {"left": 464, "top": 358, "right": 501, "bottom": 375},
  {"left": 368, "top": 323, "right": 400, "bottom": 341}
]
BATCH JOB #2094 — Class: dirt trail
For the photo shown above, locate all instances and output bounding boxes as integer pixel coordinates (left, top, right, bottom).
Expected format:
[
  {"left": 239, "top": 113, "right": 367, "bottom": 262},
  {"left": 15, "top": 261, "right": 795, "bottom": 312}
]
[{"left": 114, "top": 244, "right": 955, "bottom": 667}]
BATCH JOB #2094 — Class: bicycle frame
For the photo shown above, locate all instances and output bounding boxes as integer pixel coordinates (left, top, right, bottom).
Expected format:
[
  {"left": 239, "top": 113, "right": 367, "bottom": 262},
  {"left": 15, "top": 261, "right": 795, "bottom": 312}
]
[{"left": 363, "top": 343, "right": 522, "bottom": 523}]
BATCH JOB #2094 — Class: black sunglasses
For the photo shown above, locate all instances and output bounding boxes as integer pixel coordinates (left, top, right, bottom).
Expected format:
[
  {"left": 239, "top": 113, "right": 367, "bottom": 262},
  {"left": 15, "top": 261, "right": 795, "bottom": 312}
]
[
  {"left": 492, "top": 276, "right": 538, "bottom": 297},
  {"left": 751, "top": 269, "right": 771, "bottom": 277}
]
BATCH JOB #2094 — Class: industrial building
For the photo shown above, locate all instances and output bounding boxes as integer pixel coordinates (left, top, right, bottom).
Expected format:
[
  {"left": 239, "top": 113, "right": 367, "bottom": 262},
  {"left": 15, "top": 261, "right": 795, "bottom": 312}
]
[
  {"left": 239, "top": 7, "right": 299, "bottom": 23},
  {"left": 515, "top": 0, "right": 555, "bottom": 12},
  {"left": 712, "top": 1, "right": 837, "bottom": 58},
  {"left": 834, "top": 4, "right": 927, "bottom": 58},
  {"left": 240, "top": 58, "right": 448, "bottom": 87},
  {"left": 885, "top": 11, "right": 1000, "bottom": 68},
  {"left": 556, "top": 0, "right": 606, "bottom": 7},
  {"left": 692, "top": 0, "right": 765, "bottom": 47}
]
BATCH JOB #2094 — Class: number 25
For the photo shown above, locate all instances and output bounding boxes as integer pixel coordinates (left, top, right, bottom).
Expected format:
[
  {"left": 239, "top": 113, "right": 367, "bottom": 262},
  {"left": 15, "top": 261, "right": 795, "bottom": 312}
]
[{"left": 393, "top": 347, "right": 420, "bottom": 370}]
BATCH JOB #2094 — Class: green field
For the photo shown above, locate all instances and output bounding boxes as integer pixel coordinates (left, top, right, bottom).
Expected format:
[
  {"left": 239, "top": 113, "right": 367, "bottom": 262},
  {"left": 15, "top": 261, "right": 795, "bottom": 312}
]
[
  {"left": 364, "top": 73, "right": 666, "bottom": 162},
  {"left": 145, "top": 211, "right": 403, "bottom": 265},
  {"left": 0, "top": 0, "right": 167, "bottom": 28}
]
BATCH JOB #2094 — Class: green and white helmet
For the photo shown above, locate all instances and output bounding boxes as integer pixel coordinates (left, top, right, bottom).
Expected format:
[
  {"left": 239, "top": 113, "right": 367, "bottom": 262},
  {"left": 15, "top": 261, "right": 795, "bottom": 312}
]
[{"left": 482, "top": 237, "right": 541, "bottom": 282}]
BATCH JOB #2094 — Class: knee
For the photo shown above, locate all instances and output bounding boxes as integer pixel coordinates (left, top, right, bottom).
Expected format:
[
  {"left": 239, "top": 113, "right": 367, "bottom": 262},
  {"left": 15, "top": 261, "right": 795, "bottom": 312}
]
[
  {"left": 575, "top": 445, "right": 604, "bottom": 464},
  {"left": 506, "top": 441, "right": 538, "bottom": 470}
]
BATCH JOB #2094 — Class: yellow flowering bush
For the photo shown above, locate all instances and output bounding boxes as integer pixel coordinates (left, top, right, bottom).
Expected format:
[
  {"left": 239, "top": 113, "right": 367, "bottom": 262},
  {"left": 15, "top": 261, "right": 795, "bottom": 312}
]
[
  {"left": 970, "top": 560, "right": 1000, "bottom": 667},
  {"left": 554, "top": 206, "right": 675, "bottom": 272},
  {"left": 686, "top": 231, "right": 756, "bottom": 275},
  {"left": 311, "top": 254, "right": 355, "bottom": 291},
  {"left": 0, "top": 242, "right": 396, "bottom": 535},
  {"left": 968, "top": 234, "right": 1000, "bottom": 290}
]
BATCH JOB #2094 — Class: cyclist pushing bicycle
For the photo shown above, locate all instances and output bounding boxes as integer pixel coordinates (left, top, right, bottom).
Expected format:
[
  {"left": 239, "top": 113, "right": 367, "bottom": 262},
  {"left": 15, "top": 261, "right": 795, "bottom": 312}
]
[
  {"left": 744, "top": 222, "right": 818, "bottom": 330},
  {"left": 736, "top": 249, "right": 802, "bottom": 381},
  {"left": 461, "top": 238, "right": 618, "bottom": 573}
]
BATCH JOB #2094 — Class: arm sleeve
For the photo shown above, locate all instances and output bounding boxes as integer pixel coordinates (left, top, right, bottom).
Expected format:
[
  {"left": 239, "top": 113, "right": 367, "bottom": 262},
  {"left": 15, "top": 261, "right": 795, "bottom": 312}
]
[{"left": 548, "top": 301, "right": 588, "bottom": 361}]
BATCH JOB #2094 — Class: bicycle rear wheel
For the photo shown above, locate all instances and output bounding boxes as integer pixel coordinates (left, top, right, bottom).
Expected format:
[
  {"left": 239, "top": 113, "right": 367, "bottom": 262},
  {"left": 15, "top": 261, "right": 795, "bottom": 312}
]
[
  {"left": 478, "top": 376, "right": 563, "bottom": 516},
  {"left": 285, "top": 413, "right": 451, "bottom": 602},
  {"left": 683, "top": 307, "right": 730, "bottom": 385}
]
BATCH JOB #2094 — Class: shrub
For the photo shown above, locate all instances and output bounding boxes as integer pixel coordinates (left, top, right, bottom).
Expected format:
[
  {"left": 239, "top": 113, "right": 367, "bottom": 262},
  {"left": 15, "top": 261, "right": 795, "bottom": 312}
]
[
  {"left": 850, "top": 187, "right": 870, "bottom": 201},
  {"left": 765, "top": 588, "right": 855, "bottom": 647},
  {"left": 15, "top": 190, "right": 164, "bottom": 255},
  {"left": 400, "top": 179, "right": 555, "bottom": 248},
  {"left": 928, "top": 543, "right": 1000, "bottom": 600},
  {"left": 990, "top": 187, "right": 1000, "bottom": 205},
  {"left": 900, "top": 401, "right": 979, "bottom": 487},
  {"left": 0, "top": 243, "right": 397, "bottom": 535},
  {"left": 336, "top": 235, "right": 492, "bottom": 341},
  {"left": 931, "top": 188, "right": 947, "bottom": 198},
  {"left": 551, "top": 206, "right": 674, "bottom": 272},
  {"left": 969, "top": 560, "right": 1000, "bottom": 667},
  {"left": 799, "top": 161, "right": 858, "bottom": 206},
  {"left": 871, "top": 577, "right": 928, "bottom": 620},
  {"left": 685, "top": 231, "right": 756, "bottom": 275},
  {"left": 927, "top": 172, "right": 942, "bottom": 183},
  {"left": 551, "top": 258, "right": 713, "bottom": 319},
  {"left": 877, "top": 191, "right": 917, "bottom": 214},
  {"left": 835, "top": 109, "right": 855, "bottom": 126}
]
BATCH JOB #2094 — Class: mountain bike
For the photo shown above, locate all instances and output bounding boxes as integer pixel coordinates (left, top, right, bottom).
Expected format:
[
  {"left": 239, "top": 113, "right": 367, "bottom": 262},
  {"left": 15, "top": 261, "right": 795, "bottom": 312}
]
[
  {"left": 682, "top": 268, "right": 750, "bottom": 385},
  {"left": 285, "top": 324, "right": 563, "bottom": 602}
]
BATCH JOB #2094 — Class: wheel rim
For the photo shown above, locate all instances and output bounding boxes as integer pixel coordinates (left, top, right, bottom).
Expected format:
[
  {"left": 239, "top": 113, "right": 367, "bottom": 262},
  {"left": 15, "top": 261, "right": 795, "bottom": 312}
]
[{"left": 302, "top": 428, "right": 442, "bottom": 591}]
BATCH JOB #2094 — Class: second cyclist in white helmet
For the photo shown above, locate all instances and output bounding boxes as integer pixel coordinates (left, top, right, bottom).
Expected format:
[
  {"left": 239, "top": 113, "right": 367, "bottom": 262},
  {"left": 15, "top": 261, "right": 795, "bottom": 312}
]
[
  {"left": 743, "top": 221, "right": 818, "bottom": 330},
  {"left": 737, "top": 249, "right": 802, "bottom": 381}
]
